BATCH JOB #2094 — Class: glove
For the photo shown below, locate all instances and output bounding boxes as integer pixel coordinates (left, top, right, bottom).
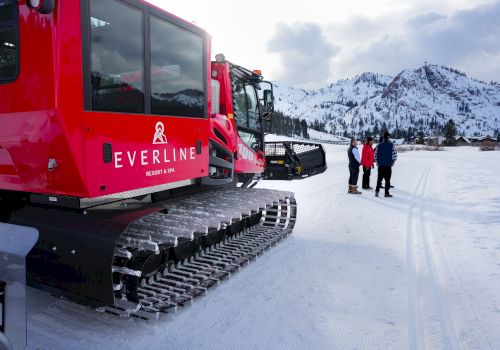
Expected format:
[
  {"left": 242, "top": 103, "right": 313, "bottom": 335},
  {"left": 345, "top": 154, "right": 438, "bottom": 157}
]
[{"left": 372, "top": 165, "right": 374, "bottom": 169}]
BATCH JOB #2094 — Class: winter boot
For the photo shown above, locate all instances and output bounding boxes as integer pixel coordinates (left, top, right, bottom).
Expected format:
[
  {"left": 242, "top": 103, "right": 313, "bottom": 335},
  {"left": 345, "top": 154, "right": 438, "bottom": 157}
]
[
  {"left": 352, "top": 186, "right": 362, "bottom": 194},
  {"left": 348, "top": 185, "right": 353, "bottom": 194},
  {"left": 384, "top": 193, "right": 393, "bottom": 198},
  {"left": 375, "top": 191, "right": 379, "bottom": 197}
]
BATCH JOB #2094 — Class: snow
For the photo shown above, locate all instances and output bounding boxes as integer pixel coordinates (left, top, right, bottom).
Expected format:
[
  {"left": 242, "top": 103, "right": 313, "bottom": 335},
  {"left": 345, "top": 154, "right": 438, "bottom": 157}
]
[
  {"left": 308, "top": 129, "right": 350, "bottom": 142},
  {"left": 26, "top": 145, "right": 500, "bottom": 349},
  {"left": 265, "top": 131, "right": 349, "bottom": 143},
  {"left": 264, "top": 133, "right": 296, "bottom": 142}
]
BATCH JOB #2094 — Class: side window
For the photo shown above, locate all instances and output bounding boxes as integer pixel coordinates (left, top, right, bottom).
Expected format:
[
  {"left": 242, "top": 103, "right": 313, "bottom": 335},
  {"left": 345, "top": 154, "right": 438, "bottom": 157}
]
[
  {"left": 150, "top": 16, "right": 204, "bottom": 117},
  {"left": 232, "top": 79, "right": 260, "bottom": 130},
  {"left": 89, "top": 0, "right": 144, "bottom": 113},
  {"left": 245, "top": 85, "right": 259, "bottom": 129},
  {"left": 0, "top": 0, "right": 19, "bottom": 83},
  {"left": 232, "top": 79, "right": 247, "bottom": 127}
]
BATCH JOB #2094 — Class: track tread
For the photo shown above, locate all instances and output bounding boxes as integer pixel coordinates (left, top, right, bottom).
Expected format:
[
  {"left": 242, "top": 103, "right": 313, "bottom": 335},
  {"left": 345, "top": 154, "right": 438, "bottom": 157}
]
[{"left": 103, "top": 187, "right": 296, "bottom": 319}]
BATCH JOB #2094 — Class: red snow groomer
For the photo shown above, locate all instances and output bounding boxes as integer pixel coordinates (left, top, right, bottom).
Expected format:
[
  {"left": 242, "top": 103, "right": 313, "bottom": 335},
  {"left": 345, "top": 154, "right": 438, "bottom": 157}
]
[{"left": 0, "top": 0, "right": 322, "bottom": 318}]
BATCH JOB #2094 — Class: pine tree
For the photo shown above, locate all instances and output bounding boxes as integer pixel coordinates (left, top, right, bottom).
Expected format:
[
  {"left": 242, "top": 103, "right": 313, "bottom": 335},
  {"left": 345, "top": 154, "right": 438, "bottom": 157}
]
[
  {"left": 417, "top": 131, "right": 425, "bottom": 145},
  {"left": 300, "top": 119, "right": 309, "bottom": 139},
  {"left": 373, "top": 122, "right": 380, "bottom": 137},
  {"left": 381, "top": 122, "right": 388, "bottom": 135},
  {"left": 293, "top": 118, "right": 302, "bottom": 137},
  {"left": 444, "top": 119, "right": 457, "bottom": 146}
]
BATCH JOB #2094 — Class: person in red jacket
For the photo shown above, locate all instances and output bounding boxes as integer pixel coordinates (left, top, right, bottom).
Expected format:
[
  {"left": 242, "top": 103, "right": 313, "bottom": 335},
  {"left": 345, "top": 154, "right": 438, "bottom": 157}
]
[{"left": 361, "top": 137, "right": 375, "bottom": 189}]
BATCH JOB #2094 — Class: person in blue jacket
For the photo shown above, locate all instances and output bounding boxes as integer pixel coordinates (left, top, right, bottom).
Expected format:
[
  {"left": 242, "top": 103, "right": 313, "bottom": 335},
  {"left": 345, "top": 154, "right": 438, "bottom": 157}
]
[{"left": 374, "top": 132, "right": 397, "bottom": 197}]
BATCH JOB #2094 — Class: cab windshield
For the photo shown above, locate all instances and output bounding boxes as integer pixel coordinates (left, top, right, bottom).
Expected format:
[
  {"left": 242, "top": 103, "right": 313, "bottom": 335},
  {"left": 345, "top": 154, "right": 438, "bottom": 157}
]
[
  {"left": 232, "top": 78, "right": 260, "bottom": 130},
  {"left": 0, "top": 0, "right": 19, "bottom": 83},
  {"left": 231, "top": 74, "right": 264, "bottom": 153}
]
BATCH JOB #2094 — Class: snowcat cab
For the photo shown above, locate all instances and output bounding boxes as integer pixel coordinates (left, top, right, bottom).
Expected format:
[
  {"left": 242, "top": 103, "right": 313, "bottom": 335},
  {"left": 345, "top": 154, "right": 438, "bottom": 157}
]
[
  {"left": 209, "top": 54, "right": 274, "bottom": 187},
  {"left": 209, "top": 56, "right": 327, "bottom": 183}
]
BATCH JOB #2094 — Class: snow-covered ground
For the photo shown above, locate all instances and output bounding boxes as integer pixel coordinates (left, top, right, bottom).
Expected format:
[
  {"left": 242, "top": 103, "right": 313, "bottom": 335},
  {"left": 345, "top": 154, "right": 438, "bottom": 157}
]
[
  {"left": 308, "top": 129, "right": 350, "bottom": 143},
  {"left": 27, "top": 145, "right": 500, "bottom": 349},
  {"left": 265, "top": 130, "right": 349, "bottom": 143}
]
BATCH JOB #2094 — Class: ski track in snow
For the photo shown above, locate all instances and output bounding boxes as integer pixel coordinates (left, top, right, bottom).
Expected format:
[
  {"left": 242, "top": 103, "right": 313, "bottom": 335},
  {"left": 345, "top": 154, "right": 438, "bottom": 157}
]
[
  {"left": 25, "top": 145, "right": 500, "bottom": 350},
  {"left": 406, "top": 164, "right": 428, "bottom": 350},
  {"left": 406, "top": 165, "right": 461, "bottom": 350},
  {"left": 404, "top": 149, "right": 498, "bottom": 350}
]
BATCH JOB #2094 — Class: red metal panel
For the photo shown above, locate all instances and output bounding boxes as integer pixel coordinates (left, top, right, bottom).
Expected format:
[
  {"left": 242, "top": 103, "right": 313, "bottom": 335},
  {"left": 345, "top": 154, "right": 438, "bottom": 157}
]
[
  {"left": 83, "top": 113, "right": 208, "bottom": 197},
  {"left": 0, "top": 3, "right": 87, "bottom": 196},
  {"left": 0, "top": 1, "right": 211, "bottom": 199},
  {"left": 234, "top": 139, "right": 266, "bottom": 174},
  {"left": 209, "top": 113, "right": 237, "bottom": 152},
  {"left": 0, "top": 110, "right": 86, "bottom": 196}
]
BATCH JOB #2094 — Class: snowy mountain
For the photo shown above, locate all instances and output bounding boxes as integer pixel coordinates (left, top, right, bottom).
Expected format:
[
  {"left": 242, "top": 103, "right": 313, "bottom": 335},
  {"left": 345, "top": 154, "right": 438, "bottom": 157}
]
[{"left": 273, "top": 65, "right": 500, "bottom": 138}]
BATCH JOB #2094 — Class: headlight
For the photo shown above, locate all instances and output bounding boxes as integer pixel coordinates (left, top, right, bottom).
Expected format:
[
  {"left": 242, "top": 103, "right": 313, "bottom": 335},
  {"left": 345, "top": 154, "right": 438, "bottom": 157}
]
[{"left": 27, "top": 0, "right": 55, "bottom": 14}]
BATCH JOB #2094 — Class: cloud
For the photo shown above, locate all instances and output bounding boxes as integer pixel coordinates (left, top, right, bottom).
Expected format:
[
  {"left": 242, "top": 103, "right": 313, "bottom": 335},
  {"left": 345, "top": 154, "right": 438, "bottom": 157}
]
[
  {"left": 267, "top": 22, "right": 339, "bottom": 87},
  {"left": 146, "top": 0, "right": 500, "bottom": 86},
  {"left": 327, "top": 1, "right": 500, "bottom": 83},
  {"left": 405, "top": 12, "right": 446, "bottom": 27}
]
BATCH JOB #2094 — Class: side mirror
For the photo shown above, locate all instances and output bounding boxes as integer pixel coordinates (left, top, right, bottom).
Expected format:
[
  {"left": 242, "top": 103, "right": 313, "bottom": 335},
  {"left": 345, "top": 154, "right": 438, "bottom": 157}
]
[{"left": 263, "top": 89, "right": 274, "bottom": 109}]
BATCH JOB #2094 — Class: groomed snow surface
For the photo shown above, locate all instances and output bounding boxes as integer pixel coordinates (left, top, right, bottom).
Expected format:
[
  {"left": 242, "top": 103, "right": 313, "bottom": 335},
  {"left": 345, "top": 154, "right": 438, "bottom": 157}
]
[{"left": 27, "top": 145, "right": 500, "bottom": 349}]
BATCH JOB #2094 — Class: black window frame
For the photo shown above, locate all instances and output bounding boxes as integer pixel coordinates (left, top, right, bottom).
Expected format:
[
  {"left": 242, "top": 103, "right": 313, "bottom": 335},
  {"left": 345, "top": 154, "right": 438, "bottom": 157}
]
[
  {"left": 243, "top": 83, "right": 260, "bottom": 129},
  {"left": 230, "top": 75, "right": 264, "bottom": 152},
  {"left": 231, "top": 75, "right": 262, "bottom": 131},
  {"left": 81, "top": 0, "right": 208, "bottom": 118},
  {"left": 149, "top": 13, "right": 205, "bottom": 118},
  {"left": 0, "top": 0, "right": 20, "bottom": 84},
  {"left": 87, "top": 0, "right": 146, "bottom": 114}
]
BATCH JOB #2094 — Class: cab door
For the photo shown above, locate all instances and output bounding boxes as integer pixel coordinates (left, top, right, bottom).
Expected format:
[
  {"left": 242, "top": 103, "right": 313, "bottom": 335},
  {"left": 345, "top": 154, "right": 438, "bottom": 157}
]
[{"left": 231, "top": 79, "right": 265, "bottom": 174}]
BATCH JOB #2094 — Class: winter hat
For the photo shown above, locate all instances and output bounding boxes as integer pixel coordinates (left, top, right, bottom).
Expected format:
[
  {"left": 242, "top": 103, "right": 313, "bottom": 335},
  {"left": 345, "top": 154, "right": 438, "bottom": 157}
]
[{"left": 383, "top": 132, "right": 390, "bottom": 140}]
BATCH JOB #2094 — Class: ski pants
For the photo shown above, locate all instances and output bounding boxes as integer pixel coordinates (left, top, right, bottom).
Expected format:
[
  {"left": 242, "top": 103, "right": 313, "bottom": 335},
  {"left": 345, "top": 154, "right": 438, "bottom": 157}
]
[
  {"left": 348, "top": 166, "right": 359, "bottom": 186},
  {"left": 362, "top": 166, "right": 371, "bottom": 188},
  {"left": 376, "top": 166, "right": 392, "bottom": 194}
]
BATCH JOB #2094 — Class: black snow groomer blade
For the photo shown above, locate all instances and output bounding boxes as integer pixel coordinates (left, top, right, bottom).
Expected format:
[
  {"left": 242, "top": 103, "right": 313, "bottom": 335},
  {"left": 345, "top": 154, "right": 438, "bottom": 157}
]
[{"left": 264, "top": 141, "right": 327, "bottom": 180}]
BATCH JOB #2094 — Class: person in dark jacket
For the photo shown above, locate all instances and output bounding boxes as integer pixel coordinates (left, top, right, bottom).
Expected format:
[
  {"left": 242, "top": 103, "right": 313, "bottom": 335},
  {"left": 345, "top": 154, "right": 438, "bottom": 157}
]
[
  {"left": 361, "top": 137, "right": 375, "bottom": 189},
  {"left": 374, "top": 132, "right": 397, "bottom": 197},
  {"left": 347, "top": 138, "right": 362, "bottom": 194},
  {"left": 374, "top": 136, "right": 394, "bottom": 190}
]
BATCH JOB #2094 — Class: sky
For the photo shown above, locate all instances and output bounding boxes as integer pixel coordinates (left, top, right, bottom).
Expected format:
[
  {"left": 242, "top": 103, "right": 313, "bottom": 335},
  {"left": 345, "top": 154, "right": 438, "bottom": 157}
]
[{"left": 146, "top": 0, "right": 500, "bottom": 88}]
